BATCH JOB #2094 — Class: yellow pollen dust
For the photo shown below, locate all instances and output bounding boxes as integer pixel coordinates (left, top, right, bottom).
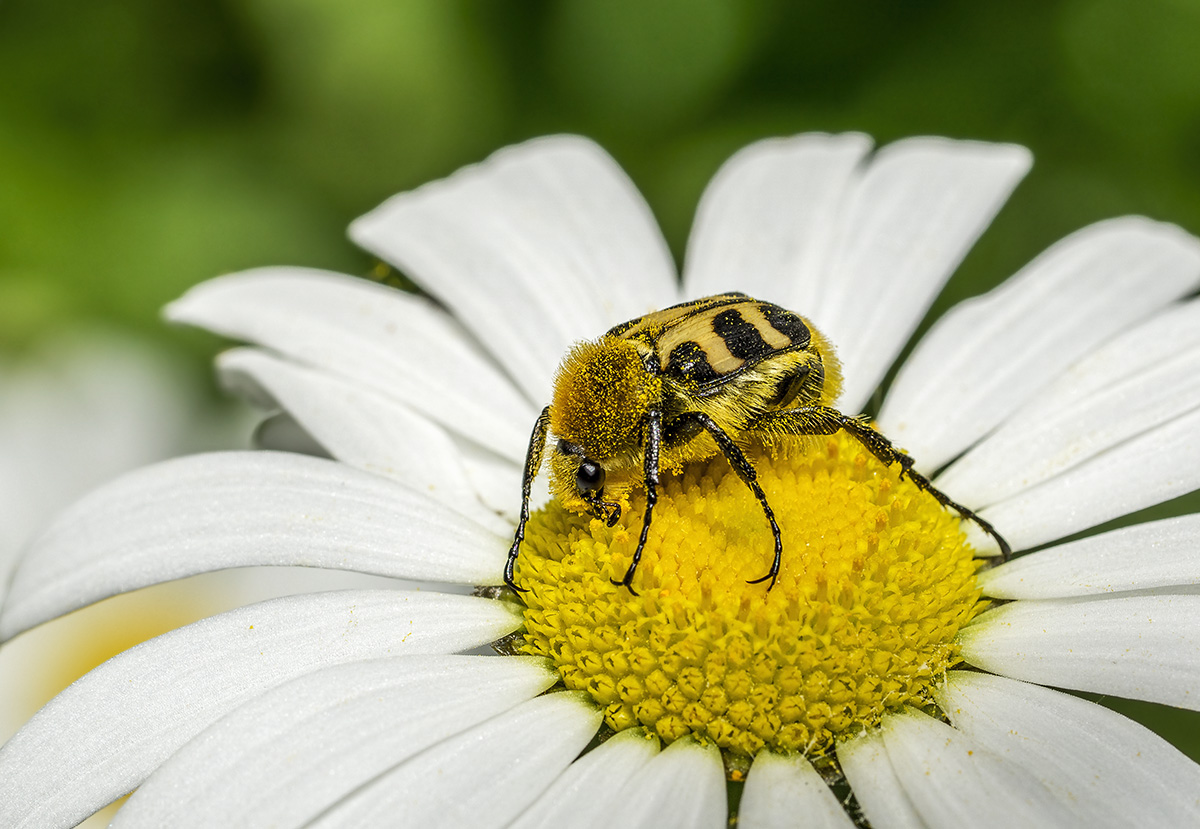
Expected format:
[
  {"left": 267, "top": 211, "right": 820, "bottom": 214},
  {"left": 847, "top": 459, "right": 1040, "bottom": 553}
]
[{"left": 514, "top": 432, "right": 987, "bottom": 758}]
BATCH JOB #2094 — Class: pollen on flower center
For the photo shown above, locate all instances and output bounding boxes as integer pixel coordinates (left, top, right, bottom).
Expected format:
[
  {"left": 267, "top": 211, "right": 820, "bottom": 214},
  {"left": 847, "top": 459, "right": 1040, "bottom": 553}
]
[{"left": 514, "top": 432, "right": 987, "bottom": 758}]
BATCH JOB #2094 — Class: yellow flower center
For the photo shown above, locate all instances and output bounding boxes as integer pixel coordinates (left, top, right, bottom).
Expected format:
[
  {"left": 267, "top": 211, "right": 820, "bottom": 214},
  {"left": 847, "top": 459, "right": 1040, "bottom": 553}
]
[{"left": 514, "top": 432, "right": 986, "bottom": 758}]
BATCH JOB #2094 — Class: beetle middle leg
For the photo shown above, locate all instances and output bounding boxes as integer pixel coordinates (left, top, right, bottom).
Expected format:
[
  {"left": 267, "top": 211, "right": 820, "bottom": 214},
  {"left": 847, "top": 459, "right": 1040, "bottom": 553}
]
[
  {"left": 666, "top": 411, "right": 784, "bottom": 590},
  {"left": 748, "top": 406, "right": 1011, "bottom": 561}
]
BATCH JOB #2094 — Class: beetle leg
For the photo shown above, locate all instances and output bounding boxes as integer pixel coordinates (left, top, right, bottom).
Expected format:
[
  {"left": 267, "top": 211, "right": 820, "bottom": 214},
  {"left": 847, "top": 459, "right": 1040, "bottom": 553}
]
[
  {"left": 672, "top": 412, "right": 783, "bottom": 589},
  {"left": 504, "top": 406, "right": 551, "bottom": 593},
  {"left": 612, "top": 409, "right": 662, "bottom": 595},
  {"left": 749, "top": 406, "right": 1012, "bottom": 561}
]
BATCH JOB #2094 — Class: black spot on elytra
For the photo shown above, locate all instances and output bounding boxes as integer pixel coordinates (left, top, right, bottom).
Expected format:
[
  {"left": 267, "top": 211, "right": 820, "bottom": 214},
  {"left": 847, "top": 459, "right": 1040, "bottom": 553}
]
[
  {"left": 758, "top": 304, "right": 810, "bottom": 348},
  {"left": 712, "top": 309, "right": 771, "bottom": 362},
  {"left": 666, "top": 341, "right": 720, "bottom": 384}
]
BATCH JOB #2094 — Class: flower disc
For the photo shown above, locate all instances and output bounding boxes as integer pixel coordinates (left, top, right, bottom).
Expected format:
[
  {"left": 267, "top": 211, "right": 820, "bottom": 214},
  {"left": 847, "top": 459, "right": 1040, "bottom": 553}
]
[{"left": 515, "top": 432, "right": 987, "bottom": 758}]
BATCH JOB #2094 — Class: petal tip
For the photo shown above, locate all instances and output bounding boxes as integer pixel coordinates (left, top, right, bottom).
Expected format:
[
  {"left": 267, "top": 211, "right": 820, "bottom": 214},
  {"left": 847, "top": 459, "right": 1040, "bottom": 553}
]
[{"left": 348, "top": 133, "right": 615, "bottom": 250}]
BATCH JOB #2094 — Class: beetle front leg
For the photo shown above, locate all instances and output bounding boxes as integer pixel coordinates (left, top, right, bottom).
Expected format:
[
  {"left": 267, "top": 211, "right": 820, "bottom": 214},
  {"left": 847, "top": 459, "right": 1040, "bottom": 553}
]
[
  {"left": 504, "top": 406, "right": 551, "bottom": 593},
  {"left": 612, "top": 409, "right": 662, "bottom": 595}
]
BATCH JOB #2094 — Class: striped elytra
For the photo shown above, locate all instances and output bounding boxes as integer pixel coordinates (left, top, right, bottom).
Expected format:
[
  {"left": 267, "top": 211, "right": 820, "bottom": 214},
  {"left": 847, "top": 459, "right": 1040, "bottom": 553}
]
[{"left": 607, "top": 293, "right": 815, "bottom": 388}]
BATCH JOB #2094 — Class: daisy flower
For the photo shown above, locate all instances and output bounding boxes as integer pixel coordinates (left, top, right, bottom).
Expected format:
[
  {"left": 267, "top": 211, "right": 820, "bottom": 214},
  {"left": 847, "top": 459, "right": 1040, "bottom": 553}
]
[{"left": 2, "top": 133, "right": 1200, "bottom": 828}]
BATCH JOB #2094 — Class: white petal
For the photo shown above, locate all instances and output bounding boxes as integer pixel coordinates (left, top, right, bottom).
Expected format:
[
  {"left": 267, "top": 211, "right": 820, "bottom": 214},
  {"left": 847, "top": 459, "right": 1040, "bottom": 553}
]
[
  {"left": 1, "top": 451, "right": 507, "bottom": 639},
  {"left": 509, "top": 729, "right": 660, "bottom": 829},
  {"left": 739, "top": 751, "right": 854, "bottom": 829},
  {"left": 1017, "top": 296, "right": 1200, "bottom": 417},
  {"left": 309, "top": 691, "right": 602, "bottom": 828},
  {"left": 959, "top": 594, "right": 1200, "bottom": 709},
  {"left": 458, "top": 438, "right": 528, "bottom": 523},
  {"left": 965, "top": 403, "right": 1200, "bottom": 552},
  {"left": 938, "top": 671, "right": 1200, "bottom": 827},
  {"left": 0, "top": 590, "right": 519, "bottom": 829},
  {"left": 252, "top": 411, "right": 331, "bottom": 456},
  {"left": 880, "top": 218, "right": 1200, "bottom": 470},
  {"left": 350, "top": 136, "right": 680, "bottom": 403},
  {"left": 114, "top": 654, "right": 555, "bottom": 829},
  {"left": 218, "top": 347, "right": 517, "bottom": 534},
  {"left": 878, "top": 709, "right": 1076, "bottom": 829},
  {"left": 683, "top": 133, "right": 872, "bottom": 305},
  {"left": 166, "top": 267, "right": 534, "bottom": 462},
  {"left": 815, "top": 138, "right": 1032, "bottom": 412},
  {"left": 980, "top": 514, "right": 1200, "bottom": 600},
  {"left": 837, "top": 731, "right": 925, "bottom": 829},
  {"left": 938, "top": 298, "right": 1200, "bottom": 506},
  {"left": 608, "top": 737, "right": 727, "bottom": 829}
]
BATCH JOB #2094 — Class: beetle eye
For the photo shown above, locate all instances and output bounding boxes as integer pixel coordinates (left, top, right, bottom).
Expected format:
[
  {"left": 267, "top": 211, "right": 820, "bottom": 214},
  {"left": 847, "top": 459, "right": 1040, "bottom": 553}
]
[{"left": 575, "top": 460, "right": 605, "bottom": 494}]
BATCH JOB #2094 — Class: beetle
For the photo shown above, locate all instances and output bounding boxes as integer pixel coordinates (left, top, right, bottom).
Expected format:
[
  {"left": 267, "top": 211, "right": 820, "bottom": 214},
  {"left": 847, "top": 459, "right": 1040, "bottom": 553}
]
[{"left": 504, "top": 292, "right": 1010, "bottom": 594}]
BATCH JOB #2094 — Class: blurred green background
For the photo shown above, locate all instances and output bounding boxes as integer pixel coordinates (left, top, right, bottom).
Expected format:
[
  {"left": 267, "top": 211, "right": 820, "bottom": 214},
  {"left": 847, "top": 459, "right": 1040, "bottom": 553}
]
[{"left": 2, "top": 0, "right": 1199, "bottom": 757}]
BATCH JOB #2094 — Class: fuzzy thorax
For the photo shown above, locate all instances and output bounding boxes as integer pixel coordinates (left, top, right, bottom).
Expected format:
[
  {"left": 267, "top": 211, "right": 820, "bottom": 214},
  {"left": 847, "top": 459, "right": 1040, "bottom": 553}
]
[{"left": 550, "top": 337, "right": 661, "bottom": 462}]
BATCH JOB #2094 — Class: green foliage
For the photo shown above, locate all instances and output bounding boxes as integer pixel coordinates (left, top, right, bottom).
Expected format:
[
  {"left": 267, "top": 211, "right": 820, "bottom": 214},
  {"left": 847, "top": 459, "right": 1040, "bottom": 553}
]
[{"left": 4, "top": 0, "right": 1200, "bottom": 350}]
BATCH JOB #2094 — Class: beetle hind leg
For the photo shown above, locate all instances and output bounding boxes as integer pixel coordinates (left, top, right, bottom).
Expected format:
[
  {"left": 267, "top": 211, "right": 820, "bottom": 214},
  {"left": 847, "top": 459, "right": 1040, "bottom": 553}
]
[{"left": 749, "top": 406, "right": 1012, "bottom": 562}]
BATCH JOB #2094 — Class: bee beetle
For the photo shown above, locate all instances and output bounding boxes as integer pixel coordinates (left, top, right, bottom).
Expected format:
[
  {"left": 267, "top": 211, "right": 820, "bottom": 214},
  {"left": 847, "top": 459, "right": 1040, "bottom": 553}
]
[{"left": 504, "top": 293, "right": 1010, "bottom": 595}]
